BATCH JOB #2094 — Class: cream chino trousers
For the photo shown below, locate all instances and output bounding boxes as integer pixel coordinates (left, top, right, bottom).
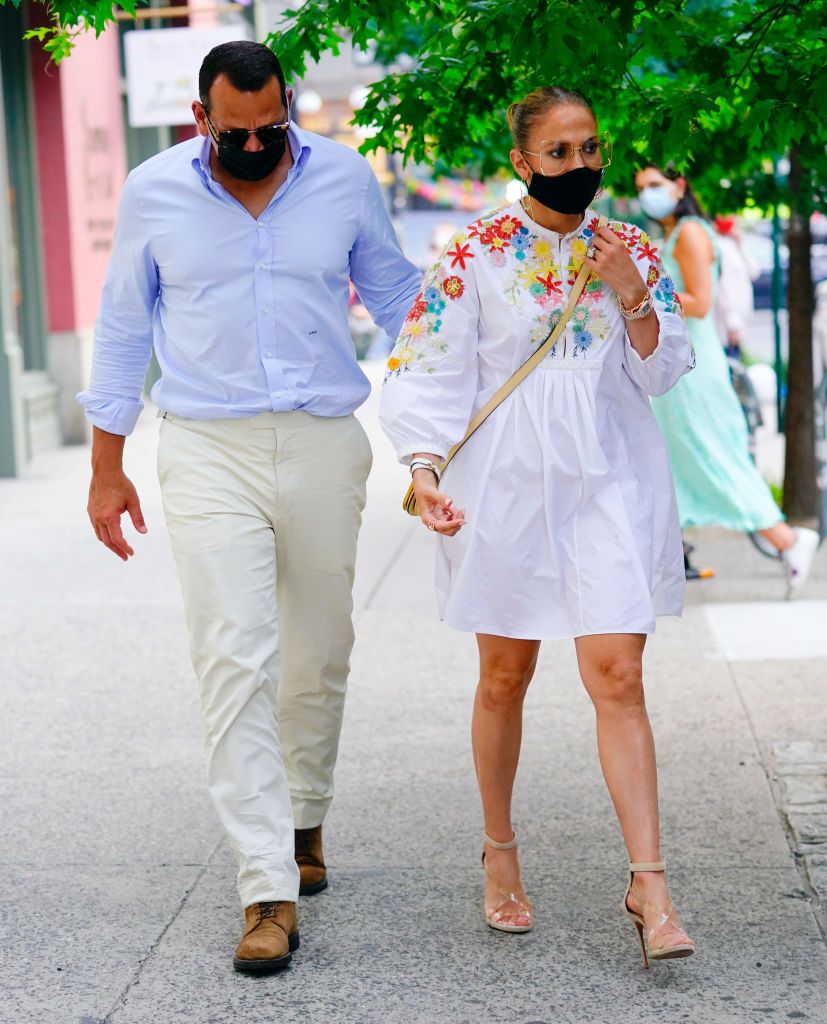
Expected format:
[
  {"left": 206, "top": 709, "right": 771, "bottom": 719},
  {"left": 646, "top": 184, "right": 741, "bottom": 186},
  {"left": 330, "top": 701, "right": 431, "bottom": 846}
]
[{"left": 157, "top": 410, "right": 372, "bottom": 907}]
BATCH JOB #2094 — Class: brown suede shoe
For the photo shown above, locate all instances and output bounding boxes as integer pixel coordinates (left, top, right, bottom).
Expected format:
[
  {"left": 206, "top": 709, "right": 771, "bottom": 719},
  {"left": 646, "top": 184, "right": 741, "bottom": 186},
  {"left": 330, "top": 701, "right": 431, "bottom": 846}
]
[
  {"left": 233, "top": 901, "right": 299, "bottom": 974},
  {"left": 295, "top": 826, "right": 328, "bottom": 896}
]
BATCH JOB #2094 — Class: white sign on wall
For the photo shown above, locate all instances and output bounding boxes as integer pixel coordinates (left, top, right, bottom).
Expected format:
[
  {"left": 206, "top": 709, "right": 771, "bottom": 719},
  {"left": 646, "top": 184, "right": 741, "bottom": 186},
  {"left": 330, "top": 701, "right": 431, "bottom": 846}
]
[{"left": 125, "top": 24, "right": 253, "bottom": 128}]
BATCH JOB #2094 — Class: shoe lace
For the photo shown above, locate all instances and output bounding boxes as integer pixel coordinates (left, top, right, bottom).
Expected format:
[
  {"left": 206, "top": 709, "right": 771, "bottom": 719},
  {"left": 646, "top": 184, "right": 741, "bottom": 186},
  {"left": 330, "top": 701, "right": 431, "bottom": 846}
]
[{"left": 257, "top": 901, "right": 283, "bottom": 921}]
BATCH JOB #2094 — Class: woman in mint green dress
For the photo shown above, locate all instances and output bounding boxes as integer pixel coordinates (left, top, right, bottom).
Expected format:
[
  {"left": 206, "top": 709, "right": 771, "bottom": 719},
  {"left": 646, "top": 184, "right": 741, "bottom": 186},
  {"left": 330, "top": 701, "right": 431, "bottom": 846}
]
[{"left": 633, "top": 165, "right": 818, "bottom": 597}]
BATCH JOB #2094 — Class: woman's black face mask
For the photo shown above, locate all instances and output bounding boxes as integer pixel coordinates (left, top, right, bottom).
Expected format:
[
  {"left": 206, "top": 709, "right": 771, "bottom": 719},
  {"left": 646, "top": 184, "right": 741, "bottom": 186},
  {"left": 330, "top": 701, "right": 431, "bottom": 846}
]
[{"left": 526, "top": 165, "right": 603, "bottom": 215}]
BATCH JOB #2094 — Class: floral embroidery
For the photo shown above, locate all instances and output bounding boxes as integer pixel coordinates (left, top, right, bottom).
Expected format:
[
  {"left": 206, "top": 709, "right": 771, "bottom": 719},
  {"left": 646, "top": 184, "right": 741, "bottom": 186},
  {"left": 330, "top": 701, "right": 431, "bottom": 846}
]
[
  {"left": 447, "top": 241, "right": 474, "bottom": 270},
  {"left": 653, "top": 273, "right": 683, "bottom": 316},
  {"left": 385, "top": 233, "right": 470, "bottom": 378},
  {"left": 384, "top": 208, "right": 686, "bottom": 382},
  {"left": 637, "top": 239, "right": 659, "bottom": 262},
  {"left": 493, "top": 213, "right": 523, "bottom": 239},
  {"left": 406, "top": 298, "right": 428, "bottom": 322},
  {"left": 443, "top": 275, "right": 465, "bottom": 300}
]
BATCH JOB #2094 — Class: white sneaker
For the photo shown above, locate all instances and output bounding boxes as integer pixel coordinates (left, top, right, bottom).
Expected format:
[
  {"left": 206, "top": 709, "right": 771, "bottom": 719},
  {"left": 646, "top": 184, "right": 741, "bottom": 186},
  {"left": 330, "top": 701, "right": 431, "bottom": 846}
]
[{"left": 781, "top": 527, "right": 820, "bottom": 599}]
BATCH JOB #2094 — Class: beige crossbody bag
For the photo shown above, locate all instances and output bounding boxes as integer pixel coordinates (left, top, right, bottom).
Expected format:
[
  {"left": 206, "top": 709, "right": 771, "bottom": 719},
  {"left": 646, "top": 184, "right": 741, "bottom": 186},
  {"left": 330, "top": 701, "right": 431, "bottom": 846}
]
[{"left": 403, "top": 214, "right": 605, "bottom": 517}]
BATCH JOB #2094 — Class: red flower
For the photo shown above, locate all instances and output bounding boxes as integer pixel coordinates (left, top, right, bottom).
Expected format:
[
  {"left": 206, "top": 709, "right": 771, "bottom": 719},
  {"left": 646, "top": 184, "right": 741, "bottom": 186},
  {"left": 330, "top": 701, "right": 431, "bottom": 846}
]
[
  {"left": 587, "top": 216, "right": 599, "bottom": 233},
  {"left": 646, "top": 264, "right": 660, "bottom": 288},
  {"left": 536, "top": 271, "right": 562, "bottom": 296},
  {"left": 442, "top": 275, "right": 465, "bottom": 300},
  {"left": 637, "top": 240, "right": 660, "bottom": 262},
  {"left": 493, "top": 214, "right": 523, "bottom": 239},
  {"left": 625, "top": 228, "right": 641, "bottom": 248},
  {"left": 406, "top": 298, "right": 428, "bottom": 322},
  {"left": 447, "top": 242, "right": 474, "bottom": 270}
]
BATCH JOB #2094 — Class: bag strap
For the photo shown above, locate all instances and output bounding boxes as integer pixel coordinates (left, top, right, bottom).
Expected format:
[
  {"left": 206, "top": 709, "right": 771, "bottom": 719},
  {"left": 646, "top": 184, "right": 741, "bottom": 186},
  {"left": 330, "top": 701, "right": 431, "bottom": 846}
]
[{"left": 437, "top": 213, "right": 605, "bottom": 477}]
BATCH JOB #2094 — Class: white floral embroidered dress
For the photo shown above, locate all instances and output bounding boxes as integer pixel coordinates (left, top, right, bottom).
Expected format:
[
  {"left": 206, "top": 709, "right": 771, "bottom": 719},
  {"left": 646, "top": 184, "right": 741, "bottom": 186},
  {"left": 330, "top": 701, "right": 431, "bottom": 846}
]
[{"left": 378, "top": 203, "right": 695, "bottom": 640}]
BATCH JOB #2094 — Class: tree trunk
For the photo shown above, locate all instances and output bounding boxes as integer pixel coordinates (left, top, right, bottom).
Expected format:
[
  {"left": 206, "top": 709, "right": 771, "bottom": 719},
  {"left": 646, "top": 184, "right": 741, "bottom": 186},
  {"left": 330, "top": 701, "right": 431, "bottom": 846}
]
[{"left": 782, "top": 143, "right": 817, "bottom": 523}]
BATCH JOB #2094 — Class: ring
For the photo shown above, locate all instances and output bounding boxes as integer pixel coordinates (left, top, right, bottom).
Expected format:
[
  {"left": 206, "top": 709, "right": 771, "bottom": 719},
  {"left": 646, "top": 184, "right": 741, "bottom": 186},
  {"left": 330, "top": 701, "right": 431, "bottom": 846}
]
[
  {"left": 428, "top": 518, "right": 436, "bottom": 531},
  {"left": 586, "top": 245, "right": 597, "bottom": 259}
]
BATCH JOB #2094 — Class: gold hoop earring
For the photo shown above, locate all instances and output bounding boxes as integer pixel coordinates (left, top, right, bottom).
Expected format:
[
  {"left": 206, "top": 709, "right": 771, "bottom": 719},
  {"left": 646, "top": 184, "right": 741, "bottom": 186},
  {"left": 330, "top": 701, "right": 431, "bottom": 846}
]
[{"left": 520, "top": 176, "right": 535, "bottom": 222}]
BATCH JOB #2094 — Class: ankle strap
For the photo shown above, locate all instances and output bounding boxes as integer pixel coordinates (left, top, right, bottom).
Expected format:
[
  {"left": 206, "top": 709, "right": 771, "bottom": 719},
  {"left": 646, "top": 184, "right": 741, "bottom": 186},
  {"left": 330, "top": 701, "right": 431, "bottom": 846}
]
[
  {"left": 484, "top": 831, "right": 518, "bottom": 851},
  {"left": 629, "top": 861, "right": 665, "bottom": 873}
]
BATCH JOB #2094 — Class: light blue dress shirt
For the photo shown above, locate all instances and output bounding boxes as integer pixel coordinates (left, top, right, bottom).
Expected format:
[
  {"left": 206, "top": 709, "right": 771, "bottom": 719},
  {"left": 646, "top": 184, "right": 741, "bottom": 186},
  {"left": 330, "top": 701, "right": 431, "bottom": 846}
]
[{"left": 78, "top": 127, "right": 422, "bottom": 435}]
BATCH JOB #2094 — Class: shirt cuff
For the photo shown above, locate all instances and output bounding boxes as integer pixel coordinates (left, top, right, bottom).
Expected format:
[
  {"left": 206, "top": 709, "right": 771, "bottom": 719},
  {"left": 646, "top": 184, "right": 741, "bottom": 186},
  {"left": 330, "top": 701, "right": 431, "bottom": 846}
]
[{"left": 76, "top": 392, "right": 144, "bottom": 436}]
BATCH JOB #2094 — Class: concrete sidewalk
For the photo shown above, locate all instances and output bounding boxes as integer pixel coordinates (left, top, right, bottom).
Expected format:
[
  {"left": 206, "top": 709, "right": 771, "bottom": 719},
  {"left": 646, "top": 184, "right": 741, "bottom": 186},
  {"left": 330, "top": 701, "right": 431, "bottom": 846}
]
[{"left": 1, "top": 363, "right": 826, "bottom": 1024}]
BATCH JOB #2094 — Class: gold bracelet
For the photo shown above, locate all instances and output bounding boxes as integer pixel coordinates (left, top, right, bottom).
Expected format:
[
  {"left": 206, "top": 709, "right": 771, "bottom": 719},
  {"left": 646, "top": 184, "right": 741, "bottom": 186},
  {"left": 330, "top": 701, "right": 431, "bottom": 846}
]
[{"left": 619, "top": 291, "right": 653, "bottom": 320}]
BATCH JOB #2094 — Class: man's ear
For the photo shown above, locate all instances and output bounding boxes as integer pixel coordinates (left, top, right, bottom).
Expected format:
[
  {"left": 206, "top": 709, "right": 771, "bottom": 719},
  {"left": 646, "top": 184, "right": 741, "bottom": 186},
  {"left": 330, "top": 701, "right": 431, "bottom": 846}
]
[{"left": 192, "top": 100, "right": 209, "bottom": 137}]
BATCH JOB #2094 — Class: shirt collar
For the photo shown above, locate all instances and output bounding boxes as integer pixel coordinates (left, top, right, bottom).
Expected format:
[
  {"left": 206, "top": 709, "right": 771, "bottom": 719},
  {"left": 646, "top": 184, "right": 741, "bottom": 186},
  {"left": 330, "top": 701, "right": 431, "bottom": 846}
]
[{"left": 192, "top": 123, "right": 312, "bottom": 188}]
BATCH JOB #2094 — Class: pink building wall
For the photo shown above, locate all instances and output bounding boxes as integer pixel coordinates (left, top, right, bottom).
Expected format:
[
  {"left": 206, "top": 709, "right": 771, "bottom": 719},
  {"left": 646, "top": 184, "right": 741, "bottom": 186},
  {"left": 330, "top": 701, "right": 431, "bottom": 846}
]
[{"left": 31, "top": 27, "right": 127, "bottom": 335}]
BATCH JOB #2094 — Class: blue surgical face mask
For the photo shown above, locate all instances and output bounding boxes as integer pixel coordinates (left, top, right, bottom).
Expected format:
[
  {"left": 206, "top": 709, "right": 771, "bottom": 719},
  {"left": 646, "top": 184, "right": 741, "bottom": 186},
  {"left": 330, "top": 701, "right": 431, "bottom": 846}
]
[{"left": 638, "top": 184, "right": 678, "bottom": 221}]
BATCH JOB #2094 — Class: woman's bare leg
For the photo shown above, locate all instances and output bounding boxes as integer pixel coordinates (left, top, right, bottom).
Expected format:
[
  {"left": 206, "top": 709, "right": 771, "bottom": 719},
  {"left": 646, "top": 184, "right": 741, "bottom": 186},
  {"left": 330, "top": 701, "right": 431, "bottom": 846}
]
[
  {"left": 473, "top": 633, "right": 540, "bottom": 927},
  {"left": 574, "top": 632, "right": 691, "bottom": 949}
]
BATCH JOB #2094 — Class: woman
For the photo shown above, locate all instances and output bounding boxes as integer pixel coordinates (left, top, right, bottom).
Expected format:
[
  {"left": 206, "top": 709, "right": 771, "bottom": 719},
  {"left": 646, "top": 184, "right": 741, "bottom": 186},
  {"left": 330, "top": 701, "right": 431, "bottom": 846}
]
[
  {"left": 635, "top": 165, "right": 819, "bottom": 593},
  {"left": 379, "top": 87, "right": 695, "bottom": 967}
]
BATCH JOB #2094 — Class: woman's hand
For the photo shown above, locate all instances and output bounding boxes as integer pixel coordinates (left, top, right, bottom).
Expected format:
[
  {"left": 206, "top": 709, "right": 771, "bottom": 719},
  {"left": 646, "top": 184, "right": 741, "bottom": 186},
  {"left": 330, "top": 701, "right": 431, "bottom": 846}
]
[
  {"left": 412, "top": 468, "right": 465, "bottom": 536},
  {"left": 584, "top": 225, "right": 648, "bottom": 309}
]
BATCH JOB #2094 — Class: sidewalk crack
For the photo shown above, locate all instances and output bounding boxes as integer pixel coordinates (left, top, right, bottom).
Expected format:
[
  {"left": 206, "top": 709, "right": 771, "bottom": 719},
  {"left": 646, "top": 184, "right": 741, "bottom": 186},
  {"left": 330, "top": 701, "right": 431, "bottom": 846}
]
[{"left": 102, "top": 838, "right": 225, "bottom": 1023}]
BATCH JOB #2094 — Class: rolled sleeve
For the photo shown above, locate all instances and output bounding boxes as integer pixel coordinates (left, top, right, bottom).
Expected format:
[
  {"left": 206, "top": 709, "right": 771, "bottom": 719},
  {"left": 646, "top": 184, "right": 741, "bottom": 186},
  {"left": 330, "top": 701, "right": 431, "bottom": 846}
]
[{"left": 76, "top": 173, "right": 159, "bottom": 436}]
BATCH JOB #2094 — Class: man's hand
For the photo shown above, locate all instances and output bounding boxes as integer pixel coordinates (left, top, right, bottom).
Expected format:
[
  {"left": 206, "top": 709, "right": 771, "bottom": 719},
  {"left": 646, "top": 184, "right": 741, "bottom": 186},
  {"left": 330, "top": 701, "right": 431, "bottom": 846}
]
[
  {"left": 87, "top": 427, "right": 147, "bottom": 560},
  {"left": 88, "top": 468, "right": 147, "bottom": 560}
]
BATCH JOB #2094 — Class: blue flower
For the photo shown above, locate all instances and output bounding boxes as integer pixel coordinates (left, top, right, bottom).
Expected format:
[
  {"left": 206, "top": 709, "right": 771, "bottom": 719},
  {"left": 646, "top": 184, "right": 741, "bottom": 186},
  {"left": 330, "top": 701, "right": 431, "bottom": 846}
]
[
  {"left": 657, "top": 278, "right": 675, "bottom": 301},
  {"left": 423, "top": 285, "right": 440, "bottom": 303},
  {"left": 574, "top": 329, "right": 594, "bottom": 350}
]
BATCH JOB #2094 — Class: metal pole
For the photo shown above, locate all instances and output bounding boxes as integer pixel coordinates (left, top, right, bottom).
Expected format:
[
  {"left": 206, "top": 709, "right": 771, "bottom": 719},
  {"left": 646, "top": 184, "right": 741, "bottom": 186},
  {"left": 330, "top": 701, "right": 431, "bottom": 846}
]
[{"left": 771, "top": 198, "right": 785, "bottom": 432}]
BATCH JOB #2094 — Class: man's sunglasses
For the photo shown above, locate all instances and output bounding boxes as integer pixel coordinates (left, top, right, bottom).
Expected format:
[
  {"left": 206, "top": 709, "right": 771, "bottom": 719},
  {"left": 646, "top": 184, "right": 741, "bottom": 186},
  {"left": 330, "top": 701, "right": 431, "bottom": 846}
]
[{"left": 205, "top": 112, "right": 290, "bottom": 151}]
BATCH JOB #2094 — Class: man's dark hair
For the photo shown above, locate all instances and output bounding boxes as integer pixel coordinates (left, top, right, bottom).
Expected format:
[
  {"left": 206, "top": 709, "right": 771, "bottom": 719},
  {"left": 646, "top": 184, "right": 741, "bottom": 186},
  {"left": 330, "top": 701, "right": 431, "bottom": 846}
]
[{"left": 199, "top": 41, "right": 287, "bottom": 111}]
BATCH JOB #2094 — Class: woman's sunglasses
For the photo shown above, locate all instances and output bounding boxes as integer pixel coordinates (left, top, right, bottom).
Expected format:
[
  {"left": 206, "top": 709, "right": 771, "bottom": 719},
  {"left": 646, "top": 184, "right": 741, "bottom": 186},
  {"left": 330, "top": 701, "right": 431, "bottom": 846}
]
[{"left": 206, "top": 113, "right": 290, "bottom": 151}]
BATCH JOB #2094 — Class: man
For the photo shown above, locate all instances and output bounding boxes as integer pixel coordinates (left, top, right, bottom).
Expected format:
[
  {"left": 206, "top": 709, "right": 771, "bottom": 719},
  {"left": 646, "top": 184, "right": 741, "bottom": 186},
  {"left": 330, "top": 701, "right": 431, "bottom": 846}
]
[{"left": 79, "top": 40, "right": 420, "bottom": 973}]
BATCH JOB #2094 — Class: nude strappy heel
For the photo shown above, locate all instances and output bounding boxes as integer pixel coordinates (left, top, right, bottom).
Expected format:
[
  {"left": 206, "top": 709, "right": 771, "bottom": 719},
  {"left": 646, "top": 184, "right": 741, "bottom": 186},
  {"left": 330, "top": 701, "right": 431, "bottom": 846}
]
[
  {"left": 622, "top": 861, "right": 695, "bottom": 968},
  {"left": 481, "top": 832, "right": 533, "bottom": 933}
]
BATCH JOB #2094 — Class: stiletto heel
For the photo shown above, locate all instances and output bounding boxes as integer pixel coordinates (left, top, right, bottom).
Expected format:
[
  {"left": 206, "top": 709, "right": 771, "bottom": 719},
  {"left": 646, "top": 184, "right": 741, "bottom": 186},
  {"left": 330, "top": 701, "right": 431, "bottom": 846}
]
[
  {"left": 481, "top": 831, "right": 533, "bottom": 933},
  {"left": 621, "top": 861, "right": 694, "bottom": 968},
  {"left": 632, "top": 918, "right": 648, "bottom": 969}
]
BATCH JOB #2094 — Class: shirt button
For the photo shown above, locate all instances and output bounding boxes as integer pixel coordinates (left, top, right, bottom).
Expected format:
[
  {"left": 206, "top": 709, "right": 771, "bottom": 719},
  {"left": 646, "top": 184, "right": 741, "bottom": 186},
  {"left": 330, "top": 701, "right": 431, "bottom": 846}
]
[
  {"left": 258, "top": 262, "right": 267, "bottom": 270},
  {"left": 275, "top": 391, "right": 284, "bottom": 398},
  {"left": 262, "top": 306, "right": 270, "bottom": 313},
  {"left": 265, "top": 350, "right": 273, "bottom": 358},
  {"left": 257, "top": 220, "right": 265, "bottom": 228}
]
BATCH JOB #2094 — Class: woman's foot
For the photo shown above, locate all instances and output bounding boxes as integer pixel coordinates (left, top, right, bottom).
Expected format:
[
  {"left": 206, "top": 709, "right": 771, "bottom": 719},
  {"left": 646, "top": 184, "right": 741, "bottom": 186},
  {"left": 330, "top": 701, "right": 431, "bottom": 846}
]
[
  {"left": 482, "top": 834, "right": 533, "bottom": 932},
  {"left": 782, "top": 527, "right": 819, "bottom": 599},
  {"left": 625, "top": 870, "right": 693, "bottom": 957}
]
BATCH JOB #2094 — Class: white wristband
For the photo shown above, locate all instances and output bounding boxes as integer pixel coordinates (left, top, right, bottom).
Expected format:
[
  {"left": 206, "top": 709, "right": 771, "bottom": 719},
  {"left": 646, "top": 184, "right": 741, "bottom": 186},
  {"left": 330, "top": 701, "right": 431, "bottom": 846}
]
[{"left": 410, "top": 459, "right": 441, "bottom": 483}]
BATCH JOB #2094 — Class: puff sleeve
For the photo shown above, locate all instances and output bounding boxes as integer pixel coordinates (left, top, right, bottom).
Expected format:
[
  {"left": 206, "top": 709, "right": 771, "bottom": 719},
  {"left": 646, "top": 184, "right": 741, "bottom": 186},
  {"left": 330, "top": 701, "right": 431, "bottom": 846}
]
[{"left": 378, "top": 232, "right": 481, "bottom": 463}]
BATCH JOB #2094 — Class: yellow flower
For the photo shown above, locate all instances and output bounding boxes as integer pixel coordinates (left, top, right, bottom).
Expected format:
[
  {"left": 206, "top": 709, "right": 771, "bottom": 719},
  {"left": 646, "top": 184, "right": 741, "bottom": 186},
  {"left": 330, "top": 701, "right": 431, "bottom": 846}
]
[
  {"left": 405, "top": 322, "right": 425, "bottom": 337},
  {"left": 534, "top": 239, "right": 551, "bottom": 258},
  {"left": 387, "top": 357, "right": 401, "bottom": 371},
  {"left": 571, "top": 238, "right": 587, "bottom": 260},
  {"left": 399, "top": 347, "right": 414, "bottom": 363}
]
